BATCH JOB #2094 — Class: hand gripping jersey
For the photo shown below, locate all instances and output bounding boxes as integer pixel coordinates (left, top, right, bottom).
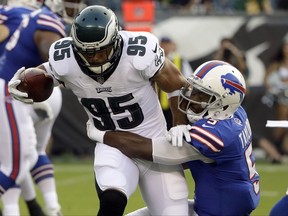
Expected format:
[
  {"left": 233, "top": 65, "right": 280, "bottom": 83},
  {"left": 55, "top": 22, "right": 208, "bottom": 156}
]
[
  {"left": 0, "top": 6, "right": 66, "bottom": 82},
  {"left": 0, "top": 6, "right": 33, "bottom": 55},
  {"left": 187, "top": 106, "right": 260, "bottom": 215},
  {"left": 45, "top": 31, "right": 167, "bottom": 138}
]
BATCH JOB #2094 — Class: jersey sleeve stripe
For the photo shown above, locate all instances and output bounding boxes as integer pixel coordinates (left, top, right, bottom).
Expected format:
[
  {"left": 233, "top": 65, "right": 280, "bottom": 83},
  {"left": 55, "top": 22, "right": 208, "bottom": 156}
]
[
  {"left": 191, "top": 126, "right": 224, "bottom": 147},
  {"left": 37, "top": 19, "right": 66, "bottom": 37},
  {"left": 190, "top": 133, "right": 221, "bottom": 152},
  {"left": 39, "top": 14, "right": 65, "bottom": 29},
  {"left": 37, "top": 14, "right": 66, "bottom": 37}
]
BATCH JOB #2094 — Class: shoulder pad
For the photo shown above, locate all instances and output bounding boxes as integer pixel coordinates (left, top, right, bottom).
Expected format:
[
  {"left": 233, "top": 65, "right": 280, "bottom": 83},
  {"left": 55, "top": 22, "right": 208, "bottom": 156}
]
[{"left": 130, "top": 32, "right": 164, "bottom": 73}]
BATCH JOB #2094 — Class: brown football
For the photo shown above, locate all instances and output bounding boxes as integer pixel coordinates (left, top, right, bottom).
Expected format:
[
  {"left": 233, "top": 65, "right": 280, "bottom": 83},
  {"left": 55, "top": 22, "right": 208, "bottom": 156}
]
[{"left": 17, "top": 67, "right": 54, "bottom": 102}]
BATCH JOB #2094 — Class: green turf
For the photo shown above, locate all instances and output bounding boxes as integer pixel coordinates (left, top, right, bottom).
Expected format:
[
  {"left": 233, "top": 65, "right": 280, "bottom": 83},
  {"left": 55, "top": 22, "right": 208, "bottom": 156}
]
[{"left": 4, "top": 158, "right": 287, "bottom": 216}]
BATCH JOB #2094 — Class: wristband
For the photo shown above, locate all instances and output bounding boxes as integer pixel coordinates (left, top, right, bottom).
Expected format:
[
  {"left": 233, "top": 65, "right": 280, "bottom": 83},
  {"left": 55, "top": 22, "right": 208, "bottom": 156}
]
[{"left": 86, "top": 121, "right": 106, "bottom": 143}]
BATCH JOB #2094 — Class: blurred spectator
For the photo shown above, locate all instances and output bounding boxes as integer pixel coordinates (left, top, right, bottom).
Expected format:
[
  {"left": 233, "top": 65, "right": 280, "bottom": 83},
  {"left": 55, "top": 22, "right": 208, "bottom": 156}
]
[
  {"left": 245, "top": 0, "right": 273, "bottom": 14},
  {"left": 158, "top": 36, "right": 193, "bottom": 129},
  {"left": 263, "top": 35, "right": 288, "bottom": 156},
  {"left": 214, "top": 37, "right": 249, "bottom": 83},
  {"left": 159, "top": 0, "right": 193, "bottom": 13},
  {"left": 159, "top": 0, "right": 192, "bottom": 8},
  {"left": 257, "top": 137, "right": 288, "bottom": 163},
  {"left": 213, "top": 0, "right": 237, "bottom": 13},
  {"left": 84, "top": 0, "right": 121, "bottom": 11}
]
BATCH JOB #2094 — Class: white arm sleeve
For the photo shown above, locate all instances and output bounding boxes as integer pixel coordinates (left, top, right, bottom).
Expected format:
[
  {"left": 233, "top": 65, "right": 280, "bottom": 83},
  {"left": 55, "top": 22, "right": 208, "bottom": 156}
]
[
  {"left": 43, "top": 62, "right": 60, "bottom": 87},
  {"left": 152, "top": 137, "right": 214, "bottom": 165}
]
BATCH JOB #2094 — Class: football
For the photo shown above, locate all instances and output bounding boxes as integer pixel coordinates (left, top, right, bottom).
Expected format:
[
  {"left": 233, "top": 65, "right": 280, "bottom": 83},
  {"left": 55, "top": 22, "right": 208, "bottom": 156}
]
[{"left": 17, "top": 67, "right": 54, "bottom": 102}]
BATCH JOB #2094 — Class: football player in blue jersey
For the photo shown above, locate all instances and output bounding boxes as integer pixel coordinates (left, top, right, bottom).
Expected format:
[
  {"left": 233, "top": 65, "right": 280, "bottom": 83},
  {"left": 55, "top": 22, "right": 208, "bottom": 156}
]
[
  {"left": 0, "top": 0, "right": 83, "bottom": 215},
  {"left": 0, "top": 3, "right": 41, "bottom": 216},
  {"left": 83, "top": 60, "right": 261, "bottom": 215},
  {"left": 270, "top": 188, "right": 288, "bottom": 216},
  {"left": 0, "top": 5, "right": 32, "bottom": 56}
]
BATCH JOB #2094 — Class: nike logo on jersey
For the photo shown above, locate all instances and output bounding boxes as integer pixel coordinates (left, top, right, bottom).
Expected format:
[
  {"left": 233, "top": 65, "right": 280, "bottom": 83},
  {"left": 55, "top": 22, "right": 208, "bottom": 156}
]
[
  {"left": 202, "top": 124, "right": 214, "bottom": 128},
  {"left": 152, "top": 44, "right": 158, "bottom": 53}
]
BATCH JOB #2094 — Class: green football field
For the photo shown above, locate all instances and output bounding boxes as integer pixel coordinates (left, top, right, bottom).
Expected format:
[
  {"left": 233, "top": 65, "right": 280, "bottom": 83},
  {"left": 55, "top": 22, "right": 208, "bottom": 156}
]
[{"left": 5, "top": 157, "right": 288, "bottom": 216}]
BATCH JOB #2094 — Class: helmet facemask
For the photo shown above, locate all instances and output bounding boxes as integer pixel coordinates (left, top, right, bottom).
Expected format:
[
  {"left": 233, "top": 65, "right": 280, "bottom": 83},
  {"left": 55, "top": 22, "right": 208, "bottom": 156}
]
[
  {"left": 179, "top": 75, "right": 220, "bottom": 123},
  {"left": 73, "top": 36, "right": 121, "bottom": 74}
]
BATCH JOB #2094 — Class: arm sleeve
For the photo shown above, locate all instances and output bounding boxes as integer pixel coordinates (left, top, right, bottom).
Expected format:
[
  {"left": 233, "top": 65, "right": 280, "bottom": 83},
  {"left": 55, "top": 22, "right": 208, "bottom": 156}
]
[
  {"left": 152, "top": 137, "right": 214, "bottom": 165},
  {"left": 43, "top": 62, "right": 60, "bottom": 87}
]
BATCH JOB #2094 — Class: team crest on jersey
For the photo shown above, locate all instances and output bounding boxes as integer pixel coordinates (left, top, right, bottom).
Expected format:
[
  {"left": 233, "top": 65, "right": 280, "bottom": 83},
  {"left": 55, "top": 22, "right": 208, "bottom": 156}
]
[
  {"left": 96, "top": 87, "right": 112, "bottom": 93},
  {"left": 154, "top": 48, "right": 164, "bottom": 67},
  {"left": 221, "top": 73, "right": 245, "bottom": 100}
]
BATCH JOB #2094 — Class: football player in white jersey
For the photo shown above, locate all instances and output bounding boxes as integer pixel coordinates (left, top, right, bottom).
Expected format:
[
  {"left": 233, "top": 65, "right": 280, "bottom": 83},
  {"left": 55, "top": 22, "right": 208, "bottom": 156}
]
[{"left": 8, "top": 5, "right": 190, "bottom": 216}]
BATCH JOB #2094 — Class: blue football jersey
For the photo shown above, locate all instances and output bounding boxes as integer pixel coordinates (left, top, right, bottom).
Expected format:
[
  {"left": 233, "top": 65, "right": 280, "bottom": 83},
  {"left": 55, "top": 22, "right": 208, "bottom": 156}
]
[
  {"left": 187, "top": 106, "right": 260, "bottom": 216},
  {"left": 0, "top": 6, "right": 32, "bottom": 55},
  {"left": 0, "top": 6, "right": 66, "bottom": 82}
]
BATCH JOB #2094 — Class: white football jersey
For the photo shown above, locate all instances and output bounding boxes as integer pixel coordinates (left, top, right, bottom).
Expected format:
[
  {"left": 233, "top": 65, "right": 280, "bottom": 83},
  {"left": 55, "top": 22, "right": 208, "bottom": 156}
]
[{"left": 44, "top": 31, "right": 167, "bottom": 138}]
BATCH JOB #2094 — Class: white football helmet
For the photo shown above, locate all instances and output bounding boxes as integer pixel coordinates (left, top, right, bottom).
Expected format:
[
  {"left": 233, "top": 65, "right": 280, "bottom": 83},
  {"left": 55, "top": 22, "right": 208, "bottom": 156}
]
[
  {"left": 70, "top": 5, "right": 121, "bottom": 74},
  {"left": 45, "top": 0, "right": 85, "bottom": 23},
  {"left": 44, "top": 0, "right": 65, "bottom": 16},
  {"left": 178, "top": 60, "right": 246, "bottom": 123},
  {"left": 62, "top": 0, "right": 86, "bottom": 24}
]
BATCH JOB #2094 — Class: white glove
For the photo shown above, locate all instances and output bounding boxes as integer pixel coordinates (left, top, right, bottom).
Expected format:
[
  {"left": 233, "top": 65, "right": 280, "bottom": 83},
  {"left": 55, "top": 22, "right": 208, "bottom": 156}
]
[
  {"left": 32, "top": 101, "right": 54, "bottom": 121},
  {"left": 166, "top": 124, "right": 192, "bottom": 147},
  {"left": 86, "top": 120, "right": 106, "bottom": 143},
  {"left": 8, "top": 67, "right": 33, "bottom": 104}
]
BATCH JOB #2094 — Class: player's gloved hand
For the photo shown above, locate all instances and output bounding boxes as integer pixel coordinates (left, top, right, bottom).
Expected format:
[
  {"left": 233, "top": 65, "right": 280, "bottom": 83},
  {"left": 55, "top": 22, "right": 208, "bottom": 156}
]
[
  {"left": 86, "top": 120, "right": 106, "bottom": 143},
  {"left": 8, "top": 67, "right": 33, "bottom": 104},
  {"left": 166, "top": 124, "right": 192, "bottom": 147},
  {"left": 32, "top": 101, "right": 54, "bottom": 121}
]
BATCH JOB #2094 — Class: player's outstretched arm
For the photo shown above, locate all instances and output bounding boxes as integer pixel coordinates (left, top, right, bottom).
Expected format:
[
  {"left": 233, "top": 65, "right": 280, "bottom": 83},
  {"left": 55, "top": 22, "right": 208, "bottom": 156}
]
[
  {"left": 103, "top": 130, "right": 213, "bottom": 165},
  {"left": 104, "top": 131, "right": 153, "bottom": 161}
]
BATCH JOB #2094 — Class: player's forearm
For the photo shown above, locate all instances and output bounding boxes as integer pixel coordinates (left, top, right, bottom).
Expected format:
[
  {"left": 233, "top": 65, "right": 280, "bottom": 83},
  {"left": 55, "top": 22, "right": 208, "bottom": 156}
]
[
  {"left": 104, "top": 131, "right": 214, "bottom": 165},
  {"left": 104, "top": 131, "right": 153, "bottom": 161},
  {"left": 169, "top": 96, "right": 188, "bottom": 126}
]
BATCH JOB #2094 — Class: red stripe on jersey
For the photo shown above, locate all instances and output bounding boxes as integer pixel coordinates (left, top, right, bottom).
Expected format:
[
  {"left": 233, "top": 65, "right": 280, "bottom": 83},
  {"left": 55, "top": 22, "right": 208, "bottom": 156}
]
[
  {"left": 39, "top": 14, "right": 65, "bottom": 29},
  {"left": 37, "top": 15, "right": 66, "bottom": 37},
  {"left": 190, "top": 133, "right": 221, "bottom": 152},
  {"left": 191, "top": 126, "right": 224, "bottom": 147},
  {"left": 4, "top": 85, "right": 20, "bottom": 180}
]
